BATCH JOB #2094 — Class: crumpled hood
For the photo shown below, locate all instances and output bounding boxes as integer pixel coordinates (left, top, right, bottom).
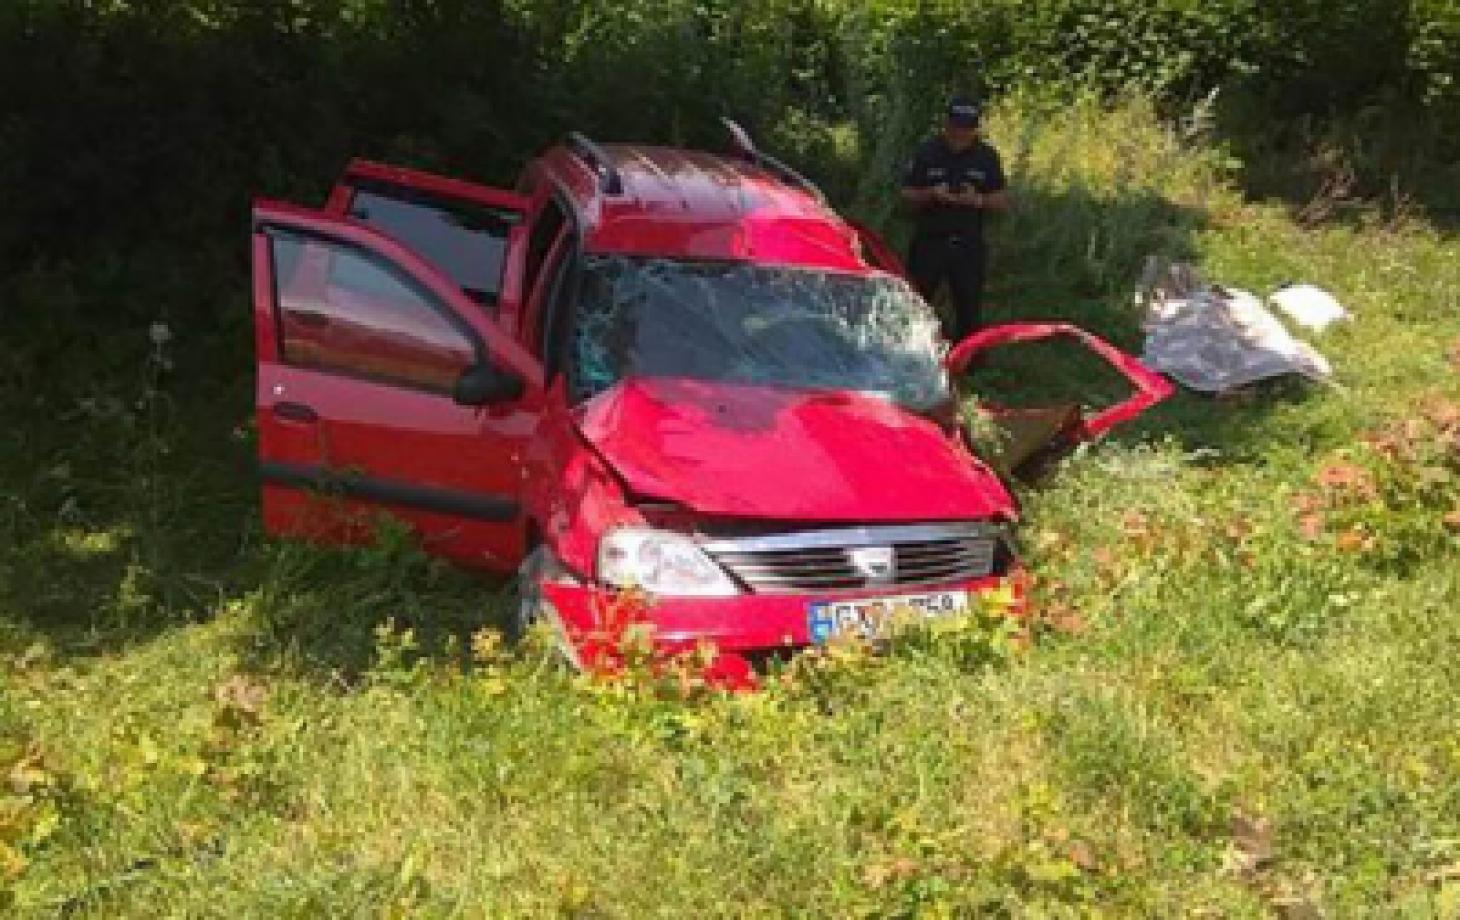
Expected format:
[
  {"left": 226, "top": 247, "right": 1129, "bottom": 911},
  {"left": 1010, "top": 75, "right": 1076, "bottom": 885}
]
[{"left": 574, "top": 378, "right": 1014, "bottom": 522}]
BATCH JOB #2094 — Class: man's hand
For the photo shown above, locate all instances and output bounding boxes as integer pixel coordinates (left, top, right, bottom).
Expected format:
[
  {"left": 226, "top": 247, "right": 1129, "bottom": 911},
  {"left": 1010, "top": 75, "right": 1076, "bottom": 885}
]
[
  {"left": 948, "top": 188, "right": 1012, "bottom": 212},
  {"left": 930, "top": 185, "right": 960, "bottom": 205},
  {"left": 900, "top": 186, "right": 939, "bottom": 209},
  {"left": 945, "top": 188, "right": 983, "bottom": 208},
  {"left": 903, "top": 185, "right": 1012, "bottom": 212}
]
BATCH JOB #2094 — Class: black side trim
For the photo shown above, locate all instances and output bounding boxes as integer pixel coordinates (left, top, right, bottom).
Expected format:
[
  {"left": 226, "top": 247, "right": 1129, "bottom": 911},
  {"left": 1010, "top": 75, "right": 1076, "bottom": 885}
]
[{"left": 260, "top": 461, "right": 520, "bottom": 523}]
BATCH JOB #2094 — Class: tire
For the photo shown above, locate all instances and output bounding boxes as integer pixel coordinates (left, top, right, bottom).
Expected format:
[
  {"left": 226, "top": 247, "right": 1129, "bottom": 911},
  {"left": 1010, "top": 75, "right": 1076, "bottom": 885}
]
[
  {"left": 508, "top": 545, "right": 549, "bottom": 645},
  {"left": 509, "top": 546, "right": 582, "bottom": 669}
]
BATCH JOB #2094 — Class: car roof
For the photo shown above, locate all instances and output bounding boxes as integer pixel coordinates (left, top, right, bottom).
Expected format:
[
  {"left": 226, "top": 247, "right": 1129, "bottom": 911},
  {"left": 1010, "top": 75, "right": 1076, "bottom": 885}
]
[{"left": 534, "top": 142, "right": 869, "bottom": 273}]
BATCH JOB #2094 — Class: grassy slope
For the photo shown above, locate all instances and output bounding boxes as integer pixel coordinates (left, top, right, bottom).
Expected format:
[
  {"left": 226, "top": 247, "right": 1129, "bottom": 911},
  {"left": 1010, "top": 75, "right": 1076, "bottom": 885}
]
[{"left": 3, "top": 101, "right": 1459, "bottom": 916}]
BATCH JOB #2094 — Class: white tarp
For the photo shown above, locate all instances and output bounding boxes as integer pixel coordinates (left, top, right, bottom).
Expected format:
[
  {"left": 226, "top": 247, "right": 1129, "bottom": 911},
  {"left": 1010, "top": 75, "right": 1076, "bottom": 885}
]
[
  {"left": 1137, "top": 258, "right": 1333, "bottom": 394},
  {"left": 1269, "top": 283, "right": 1350, "bottom": 332}
]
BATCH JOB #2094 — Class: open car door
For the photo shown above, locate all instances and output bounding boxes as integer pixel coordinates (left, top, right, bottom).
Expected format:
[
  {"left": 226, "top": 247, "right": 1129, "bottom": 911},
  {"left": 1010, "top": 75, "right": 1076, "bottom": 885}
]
[
  {"left": 251, "top": 181, "right": 544, "bottom": 571},
  {"left": 325, "top": 158, "right": 531, "bottom": 320},
  {"left": 946, "top": 322, "right": 1174, "bottom": 480}
]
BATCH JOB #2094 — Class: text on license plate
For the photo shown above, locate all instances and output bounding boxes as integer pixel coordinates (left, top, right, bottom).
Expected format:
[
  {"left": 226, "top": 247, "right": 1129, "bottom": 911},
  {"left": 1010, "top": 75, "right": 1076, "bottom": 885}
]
[{"left": 807, "top": 591, "right": 970, "bottom": 643}]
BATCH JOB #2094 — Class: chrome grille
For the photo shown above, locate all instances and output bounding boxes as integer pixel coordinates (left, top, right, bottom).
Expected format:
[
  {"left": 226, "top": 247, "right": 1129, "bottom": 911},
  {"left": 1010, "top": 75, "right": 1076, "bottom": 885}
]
[{"left": 702, "top": 523, "right": 1000, "bottom": 595}]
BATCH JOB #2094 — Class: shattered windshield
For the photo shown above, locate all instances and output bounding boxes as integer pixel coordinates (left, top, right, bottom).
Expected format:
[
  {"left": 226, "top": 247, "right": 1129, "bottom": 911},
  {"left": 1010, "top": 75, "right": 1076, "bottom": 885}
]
[{"left": 572, "top": 256, "right": 949, "bottom": 409}]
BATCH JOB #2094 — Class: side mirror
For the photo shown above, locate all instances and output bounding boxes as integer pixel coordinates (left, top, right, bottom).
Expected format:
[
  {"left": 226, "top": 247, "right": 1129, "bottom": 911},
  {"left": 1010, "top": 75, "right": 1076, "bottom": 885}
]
[{"left": 452, "top": 362, "right": 524, "bottom": 406}]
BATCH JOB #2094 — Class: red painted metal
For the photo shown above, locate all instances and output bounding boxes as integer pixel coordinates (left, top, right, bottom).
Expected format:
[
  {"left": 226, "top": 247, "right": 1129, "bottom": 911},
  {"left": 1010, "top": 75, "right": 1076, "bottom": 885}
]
[
  {"left": 574, "top": 378, "right": 1016, "bottom": 523},
  {"left": 252, "top": 201, "right": 544, "bottom": 569},
  {"left": 542, "top": 571, "right": 1026, "bottom": 653},
  {"left": 251, "top": 141, "right": 1169, "bottom": 663},
  {"left": 327, "top": 158, "right": 530, "bottom": 217},
  {"left": 947, "top": 322, "right": 1175, "bottom": 440},
  {"left": 539, "top": 144, "right": 871, "bottom": 271},
  {"left": 520, "top": 378, "right": 644, "bottom": 579}
]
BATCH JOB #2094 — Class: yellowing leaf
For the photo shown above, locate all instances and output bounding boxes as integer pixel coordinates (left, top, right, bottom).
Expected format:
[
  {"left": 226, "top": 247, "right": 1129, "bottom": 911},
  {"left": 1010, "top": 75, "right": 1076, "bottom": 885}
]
[
  {"left": 1315, "top": 461, "right": 1377, "bottom": 500},
  {"left": 214, "top": 674, "right": 269, "bottom": 720},
  {"left": 1335, "top": 528, "right": 1371, "bottom": 553},
  {"left": 6, "top": 748, "right": 53, "bottom": 796},
  {"left": 0, "top": 841, "right": 27, "bottom": 881},
  {"left": 26, "top": 801, "right": 59, "bottom": 846}
]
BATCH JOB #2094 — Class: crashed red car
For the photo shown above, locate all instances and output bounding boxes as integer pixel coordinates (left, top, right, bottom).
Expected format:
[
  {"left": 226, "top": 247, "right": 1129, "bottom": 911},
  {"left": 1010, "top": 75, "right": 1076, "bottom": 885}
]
[{"left": 250, "top": 126, "right": 1171, "bottom": 665}]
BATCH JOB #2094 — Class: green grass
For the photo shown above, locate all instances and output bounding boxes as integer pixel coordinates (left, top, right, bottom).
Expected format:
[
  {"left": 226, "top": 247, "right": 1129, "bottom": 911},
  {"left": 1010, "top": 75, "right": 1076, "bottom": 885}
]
[{"left": 3, "top": 100, "right": 1460, "bottom": 916}]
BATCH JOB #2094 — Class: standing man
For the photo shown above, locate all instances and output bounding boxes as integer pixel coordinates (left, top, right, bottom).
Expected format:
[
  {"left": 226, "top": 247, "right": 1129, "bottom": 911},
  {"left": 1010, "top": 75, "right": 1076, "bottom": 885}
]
[{"left": 901, "top": 96, "right": 1011, "bottom": 341}]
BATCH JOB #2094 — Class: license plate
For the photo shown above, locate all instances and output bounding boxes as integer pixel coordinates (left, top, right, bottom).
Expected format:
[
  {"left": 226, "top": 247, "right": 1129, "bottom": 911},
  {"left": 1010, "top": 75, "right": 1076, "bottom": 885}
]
[{"left": 807, "top": 591, "right": 970, "bottom": 643}]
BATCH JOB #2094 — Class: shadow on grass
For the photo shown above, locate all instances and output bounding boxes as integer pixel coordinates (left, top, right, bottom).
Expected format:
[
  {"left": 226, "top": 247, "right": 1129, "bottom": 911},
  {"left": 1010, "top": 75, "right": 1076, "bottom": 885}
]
[
  {"left": 226, "top": 536, "right": 513, "bottom": 684},
  {"left": 1, "top": 470, "right": 512, "bottom": 684},
  {"left": 1216, "top": 106, "right": 1460, "bottom": 236},
  {"left": 0, "top": 415, "right": 252, "bottom": 658}
]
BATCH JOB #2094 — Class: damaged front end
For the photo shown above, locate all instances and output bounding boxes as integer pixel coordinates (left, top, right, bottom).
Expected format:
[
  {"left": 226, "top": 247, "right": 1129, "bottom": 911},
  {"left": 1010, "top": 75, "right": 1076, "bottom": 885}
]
[{"left": 522, "top": 255, "right": 1171, "bottom": 673}]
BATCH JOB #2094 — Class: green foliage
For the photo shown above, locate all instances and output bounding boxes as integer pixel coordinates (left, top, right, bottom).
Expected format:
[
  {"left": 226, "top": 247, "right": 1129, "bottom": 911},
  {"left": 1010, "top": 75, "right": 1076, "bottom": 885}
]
[
  {"left": 4, "top": 96, "right": 1460, "bottom": 914},
  {"left": 1, "top": 0, "right": 1459, "bottom": 911},
  {"left": 2, "top": 0, "right": 1456, "bottom": 310},
  {"left": 1001, "top": 0, "right": 1268, "bottom": 99}
]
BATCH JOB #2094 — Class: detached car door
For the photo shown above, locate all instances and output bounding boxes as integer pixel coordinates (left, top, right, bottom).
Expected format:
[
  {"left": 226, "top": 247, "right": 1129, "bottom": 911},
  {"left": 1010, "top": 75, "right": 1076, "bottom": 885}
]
[
  {"left": 947, "top": 322, "right": 1174, "bottom": 479},
  {"left": 251, "top": 196, "right": 543, "bottom": 572}
]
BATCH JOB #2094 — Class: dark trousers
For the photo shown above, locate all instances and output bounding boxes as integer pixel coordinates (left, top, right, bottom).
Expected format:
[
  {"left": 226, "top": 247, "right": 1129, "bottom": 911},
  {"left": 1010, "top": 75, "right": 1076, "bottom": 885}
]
[{"left": 907, "top": 233, "right": 987, "bottom": 341}]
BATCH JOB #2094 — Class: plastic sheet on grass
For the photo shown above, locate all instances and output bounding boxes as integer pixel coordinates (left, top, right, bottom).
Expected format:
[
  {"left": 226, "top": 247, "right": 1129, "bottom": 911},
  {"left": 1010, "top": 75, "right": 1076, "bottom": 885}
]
[{"left": 1137, "top": 258, "right": 1333, "bottom": 394}]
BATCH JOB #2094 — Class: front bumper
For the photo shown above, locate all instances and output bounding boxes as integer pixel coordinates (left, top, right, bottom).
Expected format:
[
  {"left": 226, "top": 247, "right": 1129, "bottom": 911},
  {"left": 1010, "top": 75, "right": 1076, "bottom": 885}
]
[{"left": 539, "top": 570, "right": 1028, "bottom": 655}]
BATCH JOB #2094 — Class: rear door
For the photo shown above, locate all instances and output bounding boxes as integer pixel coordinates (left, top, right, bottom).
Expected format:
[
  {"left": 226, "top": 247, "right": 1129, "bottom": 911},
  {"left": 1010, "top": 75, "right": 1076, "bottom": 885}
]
[
  {"left": 251, "top": 199, "right": 545, "bottom": 571},
  {"left": 326, "top": 158, "right": 530, "bottom": 317}
]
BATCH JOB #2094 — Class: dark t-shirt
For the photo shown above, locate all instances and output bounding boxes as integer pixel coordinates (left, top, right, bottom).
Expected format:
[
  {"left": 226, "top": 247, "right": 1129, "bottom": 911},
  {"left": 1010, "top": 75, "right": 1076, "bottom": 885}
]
[{"left": 901, "top": 136, "right": 1006, "bottom": 239}]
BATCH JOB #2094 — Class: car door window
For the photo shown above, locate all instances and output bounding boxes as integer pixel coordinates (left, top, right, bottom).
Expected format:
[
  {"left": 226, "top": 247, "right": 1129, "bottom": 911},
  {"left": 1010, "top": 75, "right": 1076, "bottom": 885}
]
[
  {"left": 270, "top": 231, "right": 479, "bottom": 393},
  {"left": 346, "top": 185, "right": 518, "bottom": 310}
]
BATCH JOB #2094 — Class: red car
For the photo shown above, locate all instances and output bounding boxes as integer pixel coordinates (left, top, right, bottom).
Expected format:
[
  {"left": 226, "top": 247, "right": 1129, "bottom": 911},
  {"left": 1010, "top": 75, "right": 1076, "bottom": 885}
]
[{"left": 250, "top": 125, "right": 1171, "bottom": 666}]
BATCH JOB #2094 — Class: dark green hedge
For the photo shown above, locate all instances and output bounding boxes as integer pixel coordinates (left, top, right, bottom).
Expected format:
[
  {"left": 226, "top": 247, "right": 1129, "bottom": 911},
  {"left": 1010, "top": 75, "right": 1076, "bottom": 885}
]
[{"left": 1, "top": 0, "right": 1455, "bottom": 306}]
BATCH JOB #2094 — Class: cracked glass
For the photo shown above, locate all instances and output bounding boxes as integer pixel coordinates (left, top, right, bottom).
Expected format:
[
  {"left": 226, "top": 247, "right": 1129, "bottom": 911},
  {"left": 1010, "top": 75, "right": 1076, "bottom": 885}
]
[{"left": 572, "top": 256, "right": 949, "bottom": 410}]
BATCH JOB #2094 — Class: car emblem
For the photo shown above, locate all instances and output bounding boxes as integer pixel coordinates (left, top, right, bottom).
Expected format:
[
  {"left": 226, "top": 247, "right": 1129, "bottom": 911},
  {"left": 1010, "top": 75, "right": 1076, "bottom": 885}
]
[{"left": 847, "top": 546, "right": 896, "bottom": 585}]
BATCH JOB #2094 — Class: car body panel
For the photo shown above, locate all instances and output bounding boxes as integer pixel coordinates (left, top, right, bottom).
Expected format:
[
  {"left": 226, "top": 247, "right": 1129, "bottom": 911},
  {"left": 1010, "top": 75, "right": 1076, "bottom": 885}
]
[
  {"left": 948, "top": 321, "right": 1176, "bottom": 438},
  {"left": 327, "top": 158, "right": 531, "bottom": 218},
  {"left": 541, "top": 570, "right": 1025, "bottom": 652},
  {"left": 520, "top": 378, "right": 644, "bottom": 579},
  {"left": 846, "top": 218, "right": 908, "bottom": 277},
  {"left": 533, "top": 144, "right": 868, "bottom": 270},
  {"left": 249, "top": 139, "right": 1174, "bottom": 663},
  {"left": 251, "top": 200, "right": 543, "bottom": 570},
  {"left": 574, "top": 377, "right": 1016, "bottom": 523}
]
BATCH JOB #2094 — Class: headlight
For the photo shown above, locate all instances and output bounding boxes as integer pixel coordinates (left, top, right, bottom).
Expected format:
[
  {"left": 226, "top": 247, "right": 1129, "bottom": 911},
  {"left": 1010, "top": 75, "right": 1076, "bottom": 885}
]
[{"left": 597, "top": 527, "right": 739, "bottom": 597}]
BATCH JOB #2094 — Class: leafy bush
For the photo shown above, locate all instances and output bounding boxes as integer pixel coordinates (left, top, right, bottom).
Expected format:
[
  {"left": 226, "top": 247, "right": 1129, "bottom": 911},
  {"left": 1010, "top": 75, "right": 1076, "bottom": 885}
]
[{"left": 1, "top": 0, "right": 1455, "bottom": 320}]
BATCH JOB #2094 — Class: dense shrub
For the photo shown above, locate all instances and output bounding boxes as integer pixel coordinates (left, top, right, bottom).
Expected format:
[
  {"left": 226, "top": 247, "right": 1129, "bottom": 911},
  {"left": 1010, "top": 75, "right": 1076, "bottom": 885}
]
[{"left": 0, "top": 0, "right": 1455, "bottom": 330}]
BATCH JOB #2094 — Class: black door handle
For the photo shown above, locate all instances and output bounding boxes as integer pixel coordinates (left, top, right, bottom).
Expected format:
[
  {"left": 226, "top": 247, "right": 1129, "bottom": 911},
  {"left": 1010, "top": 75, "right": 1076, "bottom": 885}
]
[{"left": 272, "top": 401, "right": 318, "bottom": 424}]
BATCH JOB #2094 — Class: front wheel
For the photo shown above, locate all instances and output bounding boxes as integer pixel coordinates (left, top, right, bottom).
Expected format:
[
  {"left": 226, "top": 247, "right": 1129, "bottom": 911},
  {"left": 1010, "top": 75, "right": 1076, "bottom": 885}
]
[
  {"left": 509, "top": 546, "right": 581, "bottom": 669},
  {"left": 509, "top": 545, "right": 549, "bottom": 644}
]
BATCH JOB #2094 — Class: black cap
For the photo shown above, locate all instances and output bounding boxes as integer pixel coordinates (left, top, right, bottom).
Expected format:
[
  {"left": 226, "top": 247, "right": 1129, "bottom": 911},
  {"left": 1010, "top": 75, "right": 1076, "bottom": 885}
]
[{"left": 946, "top": 96, "right": 982, "bottom": 128}]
